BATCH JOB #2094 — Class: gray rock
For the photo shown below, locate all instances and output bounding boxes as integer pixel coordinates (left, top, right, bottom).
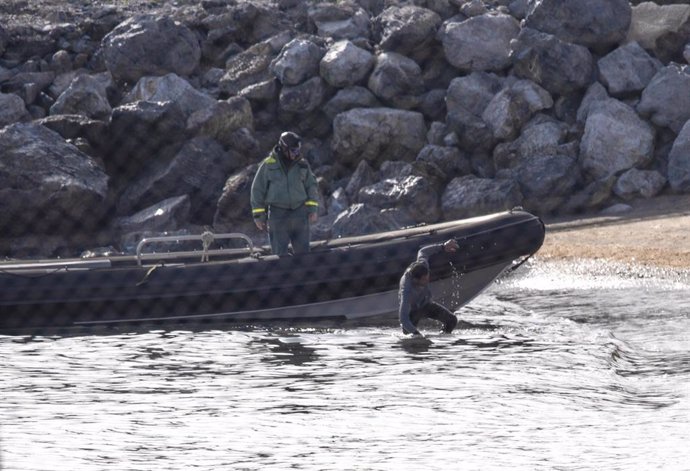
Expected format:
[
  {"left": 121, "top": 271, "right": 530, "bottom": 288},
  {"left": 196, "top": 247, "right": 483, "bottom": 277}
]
[
  {"left": 445, "top": 72, "right": 503, "bottom": 151},
  {"left": 614, "top": 168, "right": 667, "bottom": 199},
  {"left": 416, "top": 145, "right": 472, "bottom": 180},
  {"left": 597, "top": 42, "right": 662, "bottom": 97},
  {"left": 37, "top": 114, "right": 108, "bottom": 150},
  {"left": 50, "top": 74, "right": 112, "bottom": 120},
  {"left": 358, "top": 175, "right": 442, "bottom": 224},
  {"left": 319, "top": 40, "right": 375, "bottom": 88},
  {"left": 331, "top": 203, "right": 416, "bottom": 238},
  {"left": 685, "top": 43, "right": 690, "bottom": 64},
  {"left": 0, "top": 123, "right": 108, "bottom": 235},
  {"left": 278, "top": 76, "right": 327, "bottom": 113},
  {"left": 524, "top": 0, "right": 631, "bottom": 51},
  {"left": 627, "top": 2, "right": 690, "bottom": 63},
  {"left": 576, "top": 82, "right": 610, "bottom": 124},
  {"left": 323, "top": 86, "right": 381, "bottom": 120},
  {"left": 106, "top": 100, "right": 188, "bottom": 183},
  {"left": 515, "top": 154, "right": 581, "bottom": 213},
  {"left": 346, "top": 160, "right": 378, "bottom": 201},
  {"left": 439, "top": 13, "right": 521, "bottom": 72},
  {"left": 511, "top": 28, "right": 595, "bottom": 96},
  {"left": 562, "top": 176, "right": 616, "bottom": 213},
  {"left": 220, "top": 32, "right": 292, "bottom": 96},
  {"left": 118, "top": 137, "right": 235, "bottom": 223},
  {"left": 493, "top": 114, "right": 571, "bottom": 170},
  {"left": 0, "top": 92, "right": 30, "bottom": 127},
  {"left": 374, "top": 5, "right": 442, "bottom": 59},
  {"left": 441, "top": 176, "right": 523, "bottom": 220},
  {"left": 367, "top": 52, "right": 424, "bottom": 109},
  {"left": 637, "top": 64, "right": 690, "bottom": 134},
  {"left": 332, "top": 107, "right": 427, "bottom": 167},
  {"left": 213, "top": 164, "right": 259, "bottom": 229},
  {"left": 668, "top": 120, "right": 690, "bottom": 192},
  {"left": 482, "top": 79, "right": 553, "bottom": 141},
  {"left": 307, "top": 2, "right": 372, "bottom": 40},
  {"left": 271, "top": 38, "right": 326, "bottom": 86},
  {"left": 124, "top": 73, "right": 217, "bottom": 117},
  {"left": 102, "top": 15, "right": 201, "bottom": 83},
  {"left": 187, "top": 96, "right": 254, "bottom": 147},
  {"left": 580, "top": 99, "right": 656, "bottom": 179},
  {"left": 115, "top": 195, "right": 191, "bottom": 235}
]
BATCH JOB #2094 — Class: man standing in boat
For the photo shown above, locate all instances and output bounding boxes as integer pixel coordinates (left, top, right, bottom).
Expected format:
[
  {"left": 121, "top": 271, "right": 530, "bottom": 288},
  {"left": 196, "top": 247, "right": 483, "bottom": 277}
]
[
  {"left": 399, "top": 239, "right": 460, "bottom": 336},
  {"left": 251, "top": 131, "right": 319, "bottom": 256}
]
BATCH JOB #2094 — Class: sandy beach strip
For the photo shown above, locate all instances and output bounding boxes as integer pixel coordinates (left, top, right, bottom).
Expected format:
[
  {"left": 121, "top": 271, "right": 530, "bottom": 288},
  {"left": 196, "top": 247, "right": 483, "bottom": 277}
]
[{"left": 538, "top": 194, "right": 690, "bottom": 271}]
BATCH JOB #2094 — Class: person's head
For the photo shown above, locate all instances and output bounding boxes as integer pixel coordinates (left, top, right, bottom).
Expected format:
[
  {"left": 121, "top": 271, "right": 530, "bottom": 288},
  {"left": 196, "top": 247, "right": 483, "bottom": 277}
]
[
  {"left": 409, "top": 261, "right": 430, "bottom": 286},
  {"left": 278, "top": 131, "right": 302, "bottom": 161}
]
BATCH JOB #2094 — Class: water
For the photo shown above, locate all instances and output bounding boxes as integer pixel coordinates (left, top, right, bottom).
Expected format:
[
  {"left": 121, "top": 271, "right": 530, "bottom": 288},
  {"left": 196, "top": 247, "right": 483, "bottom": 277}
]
[{"left": 1, "top": 260, "right": 689, "bottom": 471}]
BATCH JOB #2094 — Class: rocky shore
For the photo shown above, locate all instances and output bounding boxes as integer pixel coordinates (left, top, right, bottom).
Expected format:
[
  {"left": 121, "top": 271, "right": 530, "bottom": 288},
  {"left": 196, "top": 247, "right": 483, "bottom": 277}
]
[{"left": 1, "top": 0, "right": 689, "bottom": 259}]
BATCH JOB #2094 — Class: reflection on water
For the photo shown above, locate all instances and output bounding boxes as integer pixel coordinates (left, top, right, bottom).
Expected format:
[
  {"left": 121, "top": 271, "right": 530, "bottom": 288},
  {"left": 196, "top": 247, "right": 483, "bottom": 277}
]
[{"left": 1, "top": 260, "right": 689, "bottom": 471}]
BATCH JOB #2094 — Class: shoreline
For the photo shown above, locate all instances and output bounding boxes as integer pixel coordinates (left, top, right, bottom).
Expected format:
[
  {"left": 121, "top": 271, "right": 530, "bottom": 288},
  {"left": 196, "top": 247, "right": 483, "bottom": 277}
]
[{"left": 538, "top": 194, "right": 690, "bottom": 272}]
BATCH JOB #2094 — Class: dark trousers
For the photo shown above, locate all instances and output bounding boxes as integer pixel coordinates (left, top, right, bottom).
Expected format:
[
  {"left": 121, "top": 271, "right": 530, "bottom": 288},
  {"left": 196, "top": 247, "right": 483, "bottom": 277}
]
[
  {"left": 268, "top": 205, "right": 310, "bottom": 256},
  {"left": 409, "top": 302, "right": 458, "bottom": 333}
]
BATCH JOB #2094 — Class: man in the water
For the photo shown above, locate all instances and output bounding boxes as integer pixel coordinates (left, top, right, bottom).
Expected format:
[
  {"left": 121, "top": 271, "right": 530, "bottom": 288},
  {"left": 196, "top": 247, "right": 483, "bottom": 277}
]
[{"left": 398, "top": 239, "right": 459, "bottom": 336}]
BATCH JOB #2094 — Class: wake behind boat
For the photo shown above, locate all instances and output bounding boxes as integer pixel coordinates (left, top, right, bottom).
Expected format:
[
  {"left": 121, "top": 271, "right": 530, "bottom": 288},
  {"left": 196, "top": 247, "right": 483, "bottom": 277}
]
[{"left": 0, "top": 209, "right": 544, "bottom": 334}]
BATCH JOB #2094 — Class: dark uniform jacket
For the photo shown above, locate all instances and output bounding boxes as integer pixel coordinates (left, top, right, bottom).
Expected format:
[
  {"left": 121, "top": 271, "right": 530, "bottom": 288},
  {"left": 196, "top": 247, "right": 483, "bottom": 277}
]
[{"left": 250, "top": 148, "right": 319, "bottom": 222}]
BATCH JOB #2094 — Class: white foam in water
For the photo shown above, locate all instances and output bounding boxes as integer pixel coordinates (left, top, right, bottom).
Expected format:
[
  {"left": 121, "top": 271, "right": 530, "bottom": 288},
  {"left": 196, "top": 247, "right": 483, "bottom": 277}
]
[{"left": 503, "top": 258, "right": 690, "bottom": 291}]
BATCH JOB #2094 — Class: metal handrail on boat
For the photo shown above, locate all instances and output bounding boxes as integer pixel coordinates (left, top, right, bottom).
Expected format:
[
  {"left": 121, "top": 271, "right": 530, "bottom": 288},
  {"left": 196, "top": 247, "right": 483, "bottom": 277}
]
[{"left": 135, "top": 232, "right": 256, "bottom": 266}]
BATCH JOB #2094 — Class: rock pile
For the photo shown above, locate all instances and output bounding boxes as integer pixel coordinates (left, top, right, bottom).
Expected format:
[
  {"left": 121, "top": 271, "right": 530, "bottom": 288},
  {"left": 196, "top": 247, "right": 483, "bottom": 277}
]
[{"left": 0, "top": 0, "right": 689, "bottom": 257}]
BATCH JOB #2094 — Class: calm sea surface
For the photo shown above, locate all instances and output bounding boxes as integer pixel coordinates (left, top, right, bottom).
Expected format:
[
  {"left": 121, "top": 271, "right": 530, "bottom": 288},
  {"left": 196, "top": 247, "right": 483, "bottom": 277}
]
[{"left": 1, "top": 260, "right": 689, "bottom": 471}]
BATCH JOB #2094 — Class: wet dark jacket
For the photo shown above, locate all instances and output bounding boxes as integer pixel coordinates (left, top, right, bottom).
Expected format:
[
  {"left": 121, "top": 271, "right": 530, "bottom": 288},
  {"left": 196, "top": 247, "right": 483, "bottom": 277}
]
[{"left": 398, "top": 243, "right": 444, "bottom": 334}]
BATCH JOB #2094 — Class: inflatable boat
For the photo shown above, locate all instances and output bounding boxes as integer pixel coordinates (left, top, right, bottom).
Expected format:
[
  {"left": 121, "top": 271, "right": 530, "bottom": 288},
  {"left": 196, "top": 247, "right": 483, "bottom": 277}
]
[{"left": 0, "top": 209, "right": 544, "bottom": 333}]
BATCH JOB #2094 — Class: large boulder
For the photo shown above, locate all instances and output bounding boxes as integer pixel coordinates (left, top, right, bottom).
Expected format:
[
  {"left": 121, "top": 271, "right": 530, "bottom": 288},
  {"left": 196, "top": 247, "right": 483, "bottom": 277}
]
[
  {"left": 278, "top": 76, "right": 328, "bottom": 114},
  {"left": 307, "top": 2, "right": 372, "bottom": 41},
  {"left": 115, "top": 195, "right": 191, "bottom": 236},
  {"left": 332, "top": 107, "right": 427, "bottom": 167},
  {"left": 438, "top": 13, "right": 521, "bottom": 73},
  {"left": 580, "top": 99, "right": 656, "bottom": 179},
  {"left": 186, "top": 97, "right": 254, "bottom": 147},
  {"left": 481, "top": 79, "right": 553, "bottom": 141},
  {"left": 597, "top": 42, "right": 662, "bottom": 97},
  {"left": 118, "top": 137, "right": 238, "bottom": 223},
  {"left": 213, "top": 164, "right": 259, "bottom": 232},
  {"left": 0, "top": 92, "right": 30, "bottom": 127},
  {"left": 493, "top": 114, "right": 572, "bottom": 170},
  {"left": 106, "top": 100, "right": 188, "bottom": 185},
  {"left": 123, "top": 73, "right": 217, "bottom": 118},
  {"left": 445, "top": 72, "right": 503, "bottom": 152},
  {"left": 323, "top": 86, "right": 381, "bottom": 120},
  {"left": 270, "top": 38, "right": 326, "bottom": 86},
  {"left": 331, "top": 203, "right": 416, "bottom": 238},
  {"left": 627, "top": 2, "right": 690, "bottom": 63},
  {"left": 667, "top": 120, "right": 690, "bottom": 192},
  {"left": 374, "top": 5, "right": 442, "bottom": 59},
  {"left": 511, "top": 28, "right": 595, "bottom": 96},
  {"left": 358, "top": 175, "right": 442, "bottom": 224},
  {"left": 441, "top": 176, "right": 523, "bottom": 220},
  {"left": 319, "top": 40, "right": 375, "bottom": 88},
  {"left": 367, "top": 52, "right": 424, "bottom": 109},
  {"left": 0, "top": 123, "right": 108, "bottom": 235},
  {"left": 613, "top": 168, "right": 667, "bottom": 199},
  {"left": 514, "top": 154, "right": 581, "bottom": 213},
  {"left": 524, "top": 0, "right": 631, "bottom": 52},
  {"left": 219, "top": 32, "right": 292, "bottom": 96},
  {"left": 50, "top": 74, "right": 112, "bottom": 120},
  {"left": 102, "top": 15, "right": 201, "bottom": 83},
  {"left": 637, "top": 64, "right": 690, "bottom": 134}
]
